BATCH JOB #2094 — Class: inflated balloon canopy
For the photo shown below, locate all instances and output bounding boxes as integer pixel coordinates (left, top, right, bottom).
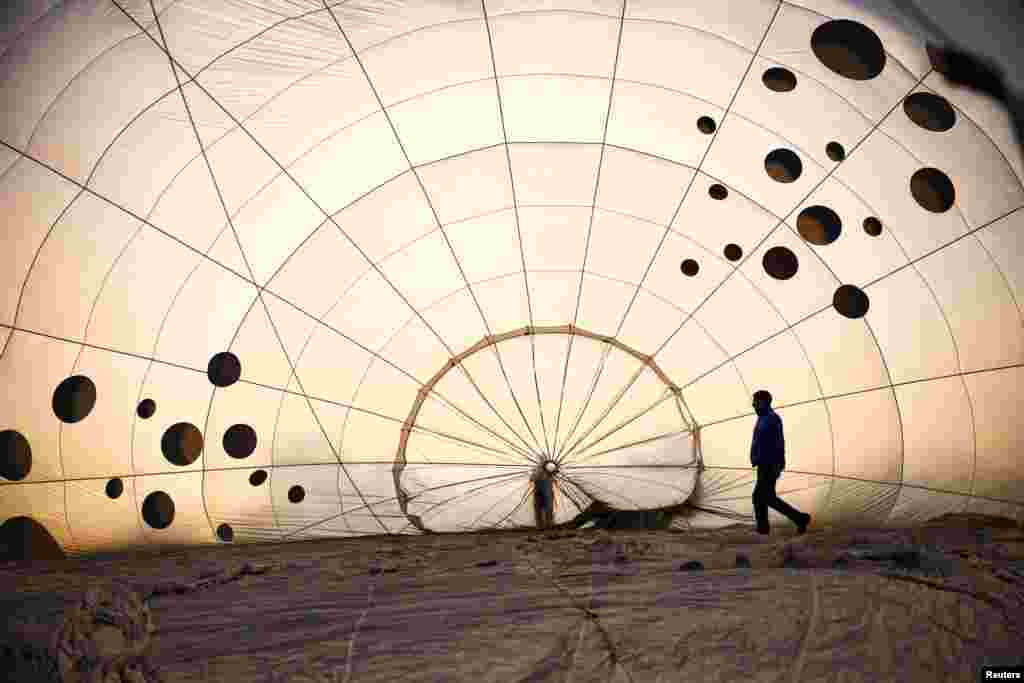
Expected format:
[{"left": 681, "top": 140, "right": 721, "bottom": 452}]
[{"left": 0, "top": 0, "right": 1022, "bottom": 557}]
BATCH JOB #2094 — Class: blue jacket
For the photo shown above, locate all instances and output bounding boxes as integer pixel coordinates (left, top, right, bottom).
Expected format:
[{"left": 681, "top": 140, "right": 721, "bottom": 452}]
[{"left": 751, "top": 411, "right": 785, "bottom": 469}]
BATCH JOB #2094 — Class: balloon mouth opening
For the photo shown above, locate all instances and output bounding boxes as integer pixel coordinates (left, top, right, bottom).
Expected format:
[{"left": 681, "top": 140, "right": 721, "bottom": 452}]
[{"left": 393, "top": 325, "right": 696, "bottom": 533}]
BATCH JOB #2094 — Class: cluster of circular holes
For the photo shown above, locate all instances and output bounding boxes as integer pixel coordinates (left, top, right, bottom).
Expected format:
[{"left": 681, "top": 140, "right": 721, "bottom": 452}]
[
  {"left": 765, "top": 149, "right": 802, "bottom": 183},
  {"left": 685, "top": 178, "right": 879, "bottom": 315},
  {"left": 767, "top": 23, "right": 873, "bottom": 169},
  {"left": 697, "top": 116, "right": 717, "bottom": 135},
  {"left": 764, "top": 60, "right": 846, "bottom": 166},
  {"left": 811, "top": 19, "right": 886, "bottom": 80},
  {"left": 693, "top": 91, "right": 888, "bottom": 293},
  {"left": 759, "top": 21, "right": 894, "bottom": 184},
  {"left": 3, "top": 351, "right": 309, "bottom": 542}
]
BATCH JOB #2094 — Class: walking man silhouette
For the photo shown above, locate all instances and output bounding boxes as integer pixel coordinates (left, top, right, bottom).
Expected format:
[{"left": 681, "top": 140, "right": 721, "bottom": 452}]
[{"left": 751, "top": 390, "right": 811, "bottom": 535}]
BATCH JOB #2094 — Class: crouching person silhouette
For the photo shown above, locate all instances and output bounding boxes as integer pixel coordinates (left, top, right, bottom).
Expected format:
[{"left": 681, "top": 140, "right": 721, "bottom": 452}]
[{"left": 751, "top": 390, "right": 810, "bottom": 535}]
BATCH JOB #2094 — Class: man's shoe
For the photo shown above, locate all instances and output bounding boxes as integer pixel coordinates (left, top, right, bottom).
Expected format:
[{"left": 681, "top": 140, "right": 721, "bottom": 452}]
[{"left": 797, "top": 513, "right": 811, "bottom": 535}]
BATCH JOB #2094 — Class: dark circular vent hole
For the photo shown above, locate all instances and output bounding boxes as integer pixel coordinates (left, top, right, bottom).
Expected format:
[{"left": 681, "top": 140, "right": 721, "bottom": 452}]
[
  {"left": 762, "top": 66, "right": 797, "bottom": 92},
  {"left": 105, "top": 478, "right": 124, "bottom": 499},
  {"left": 216, "top": 523, "right": 234, "bottom": 542},
  {"left": 811, "top": 19, "right": 886, "bottom": 80},
  {"left": 223, "top": 424, "right": 257, "bottom": 459},
  {"left": 53, "top": 375, "right": 96, "bottom": 424},
  {"left": 723, "top": 244, "right": 743, "bottom": 262},
  {"left": 863, "top": 216, "right": 883, "bottom": 236},
  {"left": 288, "top": 485, "right": 305, "bottom": 503},
  {"left": 904, "top": 91, "right": 956, "bottom": 131},
  {"left": 697, "top": 116, "right": 717, "bottom": 134},
  {"left": 142, "top": 491, "right": 175, "bottom": 529},
  {"left": 797, "top": 205, "right": 842, "bottom": 245},
  {"left": 207, "top": 352, "right": 241, "bottom": 388},
  {"left": 765, "top": 149, "right": 802, "bottom": 183},
  {"left": 833, "top": 284, "right": 870, "bottom": 318},
  {"left": 161, "top": 422, "right": 204, "bottom": 466},
  {"left": 249, "top": 469, "right": 268, "bottom": 486},
  {"left": 136, "top": 399, "right": 156, "bottom": 420},
  {"left": 680, "top": 259, "right": 700, "bottom": 277},
  {"left": 0, "top": 430, "right": 31, "bottom": 481},
  {"left": 910, "top": 167, "right": 955, "bottom": 212},
  {"left": 826, "top": 141, "right": 846, "bottom": 162},
  {"left": 763, "top": 246, "right": 799, "bottom": 280},
  {"left": 708, "top": 184, "right": 728, "bottom": 200}
]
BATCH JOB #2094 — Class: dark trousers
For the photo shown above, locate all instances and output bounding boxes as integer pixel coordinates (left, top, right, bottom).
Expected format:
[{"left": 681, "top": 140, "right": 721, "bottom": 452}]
[
  {"left": 753, "top": 463, "right": 804, "bottom": 532},
  {"left": 534, "top": 500, "right": 553, "bottom": 528}
]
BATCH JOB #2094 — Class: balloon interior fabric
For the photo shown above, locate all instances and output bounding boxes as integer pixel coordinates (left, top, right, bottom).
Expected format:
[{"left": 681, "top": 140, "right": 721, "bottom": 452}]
[{"left": 0, "top": 0, "right": 1022, "bottom": 558}]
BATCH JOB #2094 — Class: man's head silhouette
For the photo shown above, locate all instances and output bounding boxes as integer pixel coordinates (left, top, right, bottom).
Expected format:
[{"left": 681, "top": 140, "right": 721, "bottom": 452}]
[{"left": 752, "top": 390, "right": 773, "bottom": 415}]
